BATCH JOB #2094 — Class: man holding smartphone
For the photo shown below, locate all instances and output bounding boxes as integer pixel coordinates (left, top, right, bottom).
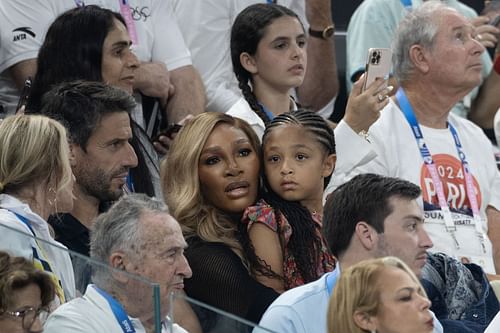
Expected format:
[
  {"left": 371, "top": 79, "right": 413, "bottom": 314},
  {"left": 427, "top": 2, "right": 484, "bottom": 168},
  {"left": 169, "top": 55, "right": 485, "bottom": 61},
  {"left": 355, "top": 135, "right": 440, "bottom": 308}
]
[
  {"left": 327, "top": 2, "right": 500, "bottom": 282},
  {"left": 346, "top": 0, "right": 499, "bottom": 135}
]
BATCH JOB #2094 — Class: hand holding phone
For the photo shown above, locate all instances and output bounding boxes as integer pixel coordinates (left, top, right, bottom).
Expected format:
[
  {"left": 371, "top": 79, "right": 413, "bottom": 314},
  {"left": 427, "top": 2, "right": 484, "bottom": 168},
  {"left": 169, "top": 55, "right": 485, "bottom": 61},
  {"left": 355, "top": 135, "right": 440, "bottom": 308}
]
[
  {"left": 16, "top": 77, "right": 32, "bottom": 114},
  {"left": 363, "top": 48, "right": 392, "bottom": 91},
  {"left": 152, "top": 123, "right": 182, "bottom": 142}
]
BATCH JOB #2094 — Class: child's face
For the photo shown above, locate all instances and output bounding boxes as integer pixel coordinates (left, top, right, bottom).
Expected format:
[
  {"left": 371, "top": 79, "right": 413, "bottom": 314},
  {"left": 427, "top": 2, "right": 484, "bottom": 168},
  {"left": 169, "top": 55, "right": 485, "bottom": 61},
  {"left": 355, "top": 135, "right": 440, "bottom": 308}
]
[
  {"left": 263, "top": 124, "right": 334, "bottom": 212},
  {"left": 244, "top": 16, "right": 307, "bottom": 93}
]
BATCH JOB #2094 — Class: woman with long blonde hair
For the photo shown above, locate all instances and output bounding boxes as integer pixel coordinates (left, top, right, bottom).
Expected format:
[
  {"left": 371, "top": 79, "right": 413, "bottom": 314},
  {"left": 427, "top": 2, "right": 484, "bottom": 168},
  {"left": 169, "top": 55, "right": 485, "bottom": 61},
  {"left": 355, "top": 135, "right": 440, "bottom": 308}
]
[
  {"left": 162, "top": 112, "right": 278, "bottom": 325},
  {"left": 0, "top": 114, "right": 75, "bottom": 305}
]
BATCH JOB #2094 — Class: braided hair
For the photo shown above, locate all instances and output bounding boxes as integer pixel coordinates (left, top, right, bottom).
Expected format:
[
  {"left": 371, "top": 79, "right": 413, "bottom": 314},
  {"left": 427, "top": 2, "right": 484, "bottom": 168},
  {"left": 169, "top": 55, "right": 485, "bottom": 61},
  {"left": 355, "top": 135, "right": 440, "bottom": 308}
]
[
  {"left": 255, "top": 110, "right": 336, "bottom": 283},
  {"left": 230, "top": 3, "right": 303, "bottom": 126}
]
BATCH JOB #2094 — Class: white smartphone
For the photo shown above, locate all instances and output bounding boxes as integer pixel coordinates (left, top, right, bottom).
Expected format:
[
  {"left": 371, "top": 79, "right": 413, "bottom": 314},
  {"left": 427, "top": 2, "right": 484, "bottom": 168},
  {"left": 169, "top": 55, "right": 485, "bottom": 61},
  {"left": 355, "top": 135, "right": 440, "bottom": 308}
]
[{"left": 362, "top": 48, "right": 392, "bottom": 91}]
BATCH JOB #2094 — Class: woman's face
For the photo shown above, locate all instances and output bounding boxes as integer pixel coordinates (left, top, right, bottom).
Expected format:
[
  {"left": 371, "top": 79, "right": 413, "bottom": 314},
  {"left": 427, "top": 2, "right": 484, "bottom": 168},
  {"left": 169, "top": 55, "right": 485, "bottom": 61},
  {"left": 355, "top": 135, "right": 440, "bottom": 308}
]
[
  {"left": 0, "top": 283, "right": 44, "bottom": 333},
  {"left": 244, "top": 15, "right": 307, "bottom": 93},
  {"left": 367, "top": 267, "right": 434, "bottom": 333},
  {"left": 198, "top": 123, "right": 260, "bottom": 214},
  {"left": 101, "top": 18, "right": 139, "bottom": 94}
]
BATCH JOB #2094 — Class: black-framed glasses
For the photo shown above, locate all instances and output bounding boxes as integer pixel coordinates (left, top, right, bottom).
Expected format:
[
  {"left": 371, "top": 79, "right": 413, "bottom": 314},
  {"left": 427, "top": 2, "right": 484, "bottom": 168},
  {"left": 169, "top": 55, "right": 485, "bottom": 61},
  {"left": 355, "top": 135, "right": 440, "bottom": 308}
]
[{"left": 1, "top": 306, "right": 50, "bottom": 329}]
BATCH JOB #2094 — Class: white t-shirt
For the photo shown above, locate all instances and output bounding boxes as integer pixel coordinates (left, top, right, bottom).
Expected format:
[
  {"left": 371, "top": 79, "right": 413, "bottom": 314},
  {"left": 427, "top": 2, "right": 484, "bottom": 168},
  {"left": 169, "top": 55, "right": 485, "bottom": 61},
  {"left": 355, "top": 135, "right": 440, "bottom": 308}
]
[
  {"left": 326, "top": 99, "right": 500, "bottom": 274},
  {"left": 0, "top": 0, "right": 191, "bottom": 117},
  {"left": 44, "top": 284, "right": 187, "bottom": 333},
  {"left": 0, "top": 194, "right": 76, "bottom": 303}
]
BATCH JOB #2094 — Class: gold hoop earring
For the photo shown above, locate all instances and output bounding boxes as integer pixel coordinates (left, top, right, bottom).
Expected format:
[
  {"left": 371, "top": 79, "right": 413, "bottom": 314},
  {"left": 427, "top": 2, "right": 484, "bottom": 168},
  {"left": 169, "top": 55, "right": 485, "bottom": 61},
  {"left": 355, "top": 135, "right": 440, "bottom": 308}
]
[{"left": 48, "top": 187, "right": 57, "bottom": 206}]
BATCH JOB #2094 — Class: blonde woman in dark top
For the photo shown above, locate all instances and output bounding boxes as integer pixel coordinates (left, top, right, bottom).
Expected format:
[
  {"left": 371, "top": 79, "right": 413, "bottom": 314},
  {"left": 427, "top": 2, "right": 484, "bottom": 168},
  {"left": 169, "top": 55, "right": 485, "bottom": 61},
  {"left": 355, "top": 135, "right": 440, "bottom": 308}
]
[{"left": 162, "top": 112, "right": 278, "bottom": 327}]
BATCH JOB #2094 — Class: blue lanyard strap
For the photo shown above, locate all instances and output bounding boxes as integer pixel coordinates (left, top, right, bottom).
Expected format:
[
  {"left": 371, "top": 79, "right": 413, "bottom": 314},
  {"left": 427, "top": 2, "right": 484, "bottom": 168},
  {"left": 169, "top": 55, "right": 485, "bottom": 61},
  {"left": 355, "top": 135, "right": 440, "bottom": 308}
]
[
  {"left": 94, "top": 286, "right": 136, "bottom": 333},
  {"left": 326, "top": 267, "right": 340, "bottom": 296},
  {"left": 13, "top": 212, "right": 36, "bottom": 236},
  {"left": 257, "top": 102, "right": 275, "bottom": 121},
  {"left": 400, "top": 0, "right": 412, "bottom": 9},
  {"left": 396, "top": 88, "right": 486, "bottom": 252}
]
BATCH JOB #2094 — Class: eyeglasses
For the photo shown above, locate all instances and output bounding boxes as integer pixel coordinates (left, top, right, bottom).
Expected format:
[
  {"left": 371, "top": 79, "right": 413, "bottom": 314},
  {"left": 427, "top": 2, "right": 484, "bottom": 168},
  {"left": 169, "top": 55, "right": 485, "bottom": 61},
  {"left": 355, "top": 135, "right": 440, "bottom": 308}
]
[{"left": 1, "top": 306, "right": 50, "bottom": 329}]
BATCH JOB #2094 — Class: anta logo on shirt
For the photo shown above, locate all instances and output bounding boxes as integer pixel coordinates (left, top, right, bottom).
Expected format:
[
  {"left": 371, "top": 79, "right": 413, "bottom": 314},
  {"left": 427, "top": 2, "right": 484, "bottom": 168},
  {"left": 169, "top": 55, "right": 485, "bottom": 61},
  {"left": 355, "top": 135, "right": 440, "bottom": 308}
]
[
  {"left": 12, "top": 27, "right": 36, "bottom": 42},
  {"left": 420, "top": 153, "right": 482, "bottom": 215}
]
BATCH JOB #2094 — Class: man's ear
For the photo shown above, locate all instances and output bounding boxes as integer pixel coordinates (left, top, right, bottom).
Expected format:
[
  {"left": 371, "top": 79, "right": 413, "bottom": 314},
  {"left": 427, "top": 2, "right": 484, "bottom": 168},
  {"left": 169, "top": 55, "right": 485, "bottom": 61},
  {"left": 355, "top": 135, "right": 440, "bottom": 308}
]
[
  {"left": 240, "top": 52, "right": 258, "bottom": 74},
  {"left": 354, "top": 221, "right": 378, "bottom": 251},
  {"left": 353, "top": 310, "right": 377, "bottom": 332},
  {"left": 109, "top": 252, "right": 129, "bottom": 284},
  {"left": 409, "top": 44, "right": 430, "bottom": 74},
  {"left": 322, "top": 153, "right": 336, "bottom": 178}
]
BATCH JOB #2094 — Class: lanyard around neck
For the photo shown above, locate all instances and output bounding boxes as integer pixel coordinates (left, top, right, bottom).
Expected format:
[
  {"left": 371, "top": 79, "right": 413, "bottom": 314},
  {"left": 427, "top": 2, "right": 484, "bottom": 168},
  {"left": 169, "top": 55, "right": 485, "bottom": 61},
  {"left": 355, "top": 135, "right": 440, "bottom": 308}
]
[
  {"left": 119, "top": 0, "right": 138, "bottom": 45},
  {"left": 396, "top": 88, "right": 486, "bottom": 253},
  {"left": 94, "top": 286, "right": 136, "bottom": 333},
  {"left": 257, "top": 102, "right": 275, "bottom": 122},
  {"left": 400, "top": 0, "right": 412, "bottom": 9}
]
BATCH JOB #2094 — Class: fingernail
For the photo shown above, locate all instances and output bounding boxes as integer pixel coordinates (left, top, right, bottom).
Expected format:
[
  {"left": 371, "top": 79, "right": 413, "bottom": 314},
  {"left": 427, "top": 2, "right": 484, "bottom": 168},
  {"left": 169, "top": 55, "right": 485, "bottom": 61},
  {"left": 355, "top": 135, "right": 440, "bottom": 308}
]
[{"left": 387, "top": 85, "right": 394, "bottom": 92}]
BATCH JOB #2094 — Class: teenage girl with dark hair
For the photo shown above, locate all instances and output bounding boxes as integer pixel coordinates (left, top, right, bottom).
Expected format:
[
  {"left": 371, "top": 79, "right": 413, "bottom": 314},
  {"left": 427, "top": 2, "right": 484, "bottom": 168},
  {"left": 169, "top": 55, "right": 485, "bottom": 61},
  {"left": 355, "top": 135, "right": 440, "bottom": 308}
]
[
  {"left": 230, "top": 3, "right": 305, "bottom": 138},
  {"left": 230, "top": 3, "right": 393, "bottom": 141},
  {"left": 241, "top": 109, "right": 336, "bottom": 293}
]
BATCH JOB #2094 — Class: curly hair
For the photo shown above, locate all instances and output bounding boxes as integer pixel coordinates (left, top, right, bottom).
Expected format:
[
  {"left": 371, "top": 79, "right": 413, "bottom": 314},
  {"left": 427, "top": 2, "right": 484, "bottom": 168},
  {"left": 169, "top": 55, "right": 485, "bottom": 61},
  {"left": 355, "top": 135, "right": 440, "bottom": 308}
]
[
  {"left": 0, "top": 251, "right": 55, "bottom": 312},
  {"left": 245, "top": 110, "right": 336, "bottom": 283}
]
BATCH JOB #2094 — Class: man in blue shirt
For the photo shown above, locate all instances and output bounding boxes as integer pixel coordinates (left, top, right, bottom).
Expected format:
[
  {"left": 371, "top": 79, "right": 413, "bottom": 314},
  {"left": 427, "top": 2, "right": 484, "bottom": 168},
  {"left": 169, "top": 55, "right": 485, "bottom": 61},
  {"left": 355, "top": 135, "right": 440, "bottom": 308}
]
[{"left": 256, "top": 173, "right": 499, "bottom": 333}]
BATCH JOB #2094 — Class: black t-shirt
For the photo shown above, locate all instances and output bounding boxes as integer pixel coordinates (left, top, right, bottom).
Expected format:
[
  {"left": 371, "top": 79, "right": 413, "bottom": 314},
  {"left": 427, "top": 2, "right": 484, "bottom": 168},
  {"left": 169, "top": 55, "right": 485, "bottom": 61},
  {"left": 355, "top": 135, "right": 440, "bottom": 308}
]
[
  {"left": 49, "top": 213, "right": 94, "bottom": 295},
  {"left": 49, "top": 213, "right": 90, "bottom": 256}
]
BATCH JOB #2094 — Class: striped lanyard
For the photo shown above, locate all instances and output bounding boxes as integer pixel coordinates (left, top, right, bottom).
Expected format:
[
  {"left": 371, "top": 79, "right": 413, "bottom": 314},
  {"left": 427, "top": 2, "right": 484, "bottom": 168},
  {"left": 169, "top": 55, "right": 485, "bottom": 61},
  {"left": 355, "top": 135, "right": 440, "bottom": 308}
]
[{"left": 12, "top": 212, "right": 67, "bottom": 303}]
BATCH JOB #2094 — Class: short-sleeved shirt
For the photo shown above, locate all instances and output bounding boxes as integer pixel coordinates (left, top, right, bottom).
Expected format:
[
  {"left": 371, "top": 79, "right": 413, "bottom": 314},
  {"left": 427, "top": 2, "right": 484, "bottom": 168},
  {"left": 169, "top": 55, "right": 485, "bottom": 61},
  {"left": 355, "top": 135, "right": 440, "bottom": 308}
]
[{"left": 0, "top": 0, "right": 191, "bottom": 116}]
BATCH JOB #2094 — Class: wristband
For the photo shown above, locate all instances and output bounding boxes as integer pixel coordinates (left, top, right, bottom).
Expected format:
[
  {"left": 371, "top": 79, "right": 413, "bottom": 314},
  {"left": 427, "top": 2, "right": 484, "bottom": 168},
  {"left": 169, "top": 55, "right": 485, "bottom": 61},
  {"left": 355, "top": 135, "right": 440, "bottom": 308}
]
[{"left": 494, "top": 55, "right": 500, "bottom": 75}]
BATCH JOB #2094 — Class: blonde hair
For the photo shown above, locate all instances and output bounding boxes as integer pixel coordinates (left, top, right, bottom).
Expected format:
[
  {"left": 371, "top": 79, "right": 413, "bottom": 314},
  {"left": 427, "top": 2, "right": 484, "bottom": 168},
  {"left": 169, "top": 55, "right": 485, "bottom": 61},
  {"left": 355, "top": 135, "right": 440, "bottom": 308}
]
[
  {"left": 327, "top": 256, "right": 427, "bottom": 333},
  {"left": 161, "top": 112, "right": 261, "bottom": 264},
  {"left": 0, "top": 115, "right": 72, "bottom": 200}
]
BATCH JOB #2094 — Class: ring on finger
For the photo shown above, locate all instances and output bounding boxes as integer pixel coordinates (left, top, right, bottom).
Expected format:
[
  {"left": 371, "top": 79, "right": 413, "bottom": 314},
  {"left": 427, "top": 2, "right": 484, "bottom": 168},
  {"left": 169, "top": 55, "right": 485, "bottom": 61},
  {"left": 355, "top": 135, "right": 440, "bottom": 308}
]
[{"left": 377, "top": 94, "right": 385, "bottom": 102}]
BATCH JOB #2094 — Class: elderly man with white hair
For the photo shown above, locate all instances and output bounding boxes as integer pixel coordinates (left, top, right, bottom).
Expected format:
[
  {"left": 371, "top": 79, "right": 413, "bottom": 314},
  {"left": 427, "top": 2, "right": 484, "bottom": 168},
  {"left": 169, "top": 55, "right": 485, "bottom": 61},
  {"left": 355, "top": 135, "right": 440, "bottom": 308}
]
[
  {"left": 44, "top": 194, "right": 193, "bottom": 333},
  {"left": 327, "top": 1, "right": 500, "bottom": 277}
]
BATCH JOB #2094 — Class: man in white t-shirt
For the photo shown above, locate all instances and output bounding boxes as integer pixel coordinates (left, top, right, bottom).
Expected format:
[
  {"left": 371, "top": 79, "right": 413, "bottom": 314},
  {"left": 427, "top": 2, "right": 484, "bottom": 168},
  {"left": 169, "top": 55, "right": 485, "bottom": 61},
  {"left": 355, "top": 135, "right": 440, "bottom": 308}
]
[
  {"left": 0, "top": 0, "right": 204, "bottom": 128},
  {"left": 327, "top": 2, "right": 500, "bottom": 275},
  {"left": 44, "top": 194, "right": 193, "bottom": 333}
]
